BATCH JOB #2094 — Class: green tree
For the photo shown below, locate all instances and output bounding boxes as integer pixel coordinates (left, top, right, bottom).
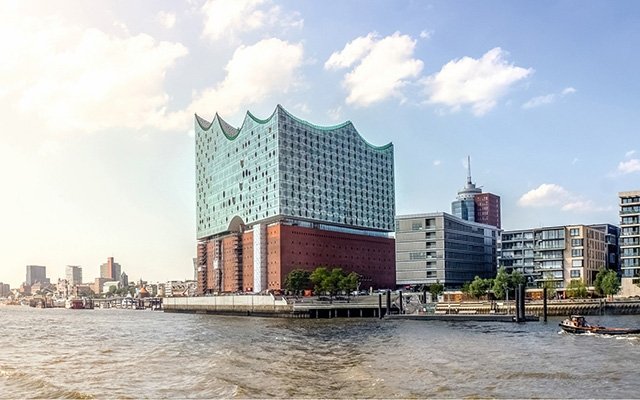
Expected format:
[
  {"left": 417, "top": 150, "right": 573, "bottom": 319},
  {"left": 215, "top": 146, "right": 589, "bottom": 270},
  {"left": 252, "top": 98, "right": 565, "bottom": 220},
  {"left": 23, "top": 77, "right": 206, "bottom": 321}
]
[
  {"left": 541, "top": 273, "right": 556, "bottom": 299},
  {"left": 284, "top": 269, "right": 311, "bottom": 295},
  {"left": 429, "top": 280, "right": 444, "bottom": 299},
  {"left": 108, "top": 285, "right": 117, "bottom": 295},
  {"left": 600, "top": 269, "right": 621, "bottom": 299},
  {"left": 468, "top": 276, "right": 492, "bottom": 299},
  {"left": 566, "top": 279, "right": 588, "bottom": 299},
  {"left": 492, "top": 267, "right": 510, "bottom": 300},
  {"left": 461, "top": 281, "right": 471, "bottom": 298},
  {"left": 594, "top": 268, "right": 620, "bottom": 298},
  {"left": 510, "top": 270, "right": 526, "bottom": 288},
  {"left": 310, "top": 267, "right": 329, "bottom": 295},
  {"left": 324, "top": 268, "right": 344, "bottom": 298},
  {"left": 339, "top": 272, "right": 360, "bottom": 297}
]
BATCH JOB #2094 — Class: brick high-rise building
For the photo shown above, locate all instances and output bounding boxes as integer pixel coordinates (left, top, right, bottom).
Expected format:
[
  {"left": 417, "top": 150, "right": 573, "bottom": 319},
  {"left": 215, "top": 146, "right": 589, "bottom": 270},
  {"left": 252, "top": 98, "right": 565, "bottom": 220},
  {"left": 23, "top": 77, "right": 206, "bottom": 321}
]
[
  {"left": 195, "top": 105, "right": 396, "bottom": 294},
  {"left": 474, "top": 193, "right": 501, "bottom": 229},
  {"left": 100, "top": 257, "right": 121, "bottom": 281}
]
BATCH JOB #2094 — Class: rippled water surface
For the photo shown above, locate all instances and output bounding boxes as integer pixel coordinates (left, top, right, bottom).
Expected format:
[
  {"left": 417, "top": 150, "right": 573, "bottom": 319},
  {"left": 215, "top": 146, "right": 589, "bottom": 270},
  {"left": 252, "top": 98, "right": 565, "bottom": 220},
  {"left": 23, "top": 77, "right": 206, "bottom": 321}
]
[{"left": 2, "top": 306, "right": 640, "bottom": 399}]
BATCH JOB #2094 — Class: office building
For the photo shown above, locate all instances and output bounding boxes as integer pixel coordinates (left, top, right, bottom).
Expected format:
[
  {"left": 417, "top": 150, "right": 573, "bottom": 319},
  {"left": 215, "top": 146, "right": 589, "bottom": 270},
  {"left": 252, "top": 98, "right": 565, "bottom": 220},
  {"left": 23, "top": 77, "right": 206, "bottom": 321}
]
[
  {"left": 499, "top": 224, "right": 618, "bottom": 289},
  {"left": 0, "top": 283, "right": 10, "bottom": 297},
  {"left": 395, "top": 212, "right": 499, "bottom": 288},
  {"left": 195, "top": 105, "right": 396, "bottom": 294},
  {"left": 451, "top": 157, "right": 501, "bottom": 228},
  {"left": 65, "top": 265, "right": 82, "bottom": 286},
  {"left": 100, "top": 257, "right": 121, "bottom": 281},
  {"left": 120, "top": 272, "right": 128, "bottom": 288},
  {"left": 26, "top": 265, "right": 48, "bottom": 286},
  {"left": 620, "top": 190, "right": 640, "bottom": 277}
]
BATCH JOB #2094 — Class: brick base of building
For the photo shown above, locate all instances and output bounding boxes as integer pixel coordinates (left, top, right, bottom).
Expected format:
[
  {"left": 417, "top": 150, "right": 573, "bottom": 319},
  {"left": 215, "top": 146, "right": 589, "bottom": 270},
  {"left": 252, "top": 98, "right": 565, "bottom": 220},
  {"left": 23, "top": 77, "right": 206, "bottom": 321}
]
[{"left": 197, "top": 222, "right": 395, "bottom": 294}]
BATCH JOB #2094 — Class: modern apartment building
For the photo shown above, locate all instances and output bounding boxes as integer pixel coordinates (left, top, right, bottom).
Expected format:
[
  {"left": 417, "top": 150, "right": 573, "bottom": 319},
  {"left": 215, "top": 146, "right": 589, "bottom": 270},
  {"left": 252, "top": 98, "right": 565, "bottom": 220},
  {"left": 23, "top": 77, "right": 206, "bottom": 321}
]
[
  {"left": 195, "top": 105, "right": 396, "bottom": 294},
  {"left": 26, "top": 265, "right": 48, "bottom": 286},
  {"left": 65, "top": 265, "right": 82, "bottom": 285},
  {"left": 396, "top": 212, "right": 499, "bottom": 288},
  {"left": 499, "top": 224, "right": 619, "bottom": 289},
  {"left": 620, "top": 190, "right": 640, "bottom": 277},
  {"left": 451, "top": 157, "right": 501, "bottom": 229}
]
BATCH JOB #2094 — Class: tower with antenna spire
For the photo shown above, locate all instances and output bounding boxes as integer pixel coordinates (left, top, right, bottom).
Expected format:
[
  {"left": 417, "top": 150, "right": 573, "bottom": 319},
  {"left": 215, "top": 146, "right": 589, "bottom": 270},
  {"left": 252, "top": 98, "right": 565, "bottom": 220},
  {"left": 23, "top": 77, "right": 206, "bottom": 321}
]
[{"left": 451, "top": 156, "right": 501, "bottom": 228}]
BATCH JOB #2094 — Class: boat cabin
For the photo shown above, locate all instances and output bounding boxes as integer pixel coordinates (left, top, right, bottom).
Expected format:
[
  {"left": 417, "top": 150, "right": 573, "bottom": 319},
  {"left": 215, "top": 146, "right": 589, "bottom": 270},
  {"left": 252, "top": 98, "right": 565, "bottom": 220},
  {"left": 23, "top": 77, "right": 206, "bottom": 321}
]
[{"left": 568, "top": 315, "right": 587, "bottom": 327}]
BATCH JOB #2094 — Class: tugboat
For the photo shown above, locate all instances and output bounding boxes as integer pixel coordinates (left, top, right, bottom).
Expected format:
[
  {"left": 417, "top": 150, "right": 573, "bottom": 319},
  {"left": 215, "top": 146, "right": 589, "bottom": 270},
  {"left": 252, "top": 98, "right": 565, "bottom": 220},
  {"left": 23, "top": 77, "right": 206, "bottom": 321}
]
[{"left": 559, "top": 315, "right": 640, "bottom": 335}]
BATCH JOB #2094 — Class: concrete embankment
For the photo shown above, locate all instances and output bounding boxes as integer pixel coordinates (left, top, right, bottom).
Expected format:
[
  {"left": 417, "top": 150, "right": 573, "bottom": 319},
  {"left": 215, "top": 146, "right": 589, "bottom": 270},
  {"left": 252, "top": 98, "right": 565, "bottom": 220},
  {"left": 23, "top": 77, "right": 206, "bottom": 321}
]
[
  {"left": 163, "top": 295, "right": 292, "bottom": 317},
  {"left": 163, "top": 295, "right": 640, "bottom": 319},
  {"left": 163, "top": 295, "right": 387, "bottom": 318},
  {"left": 435, "top": 299, "right": 640, "bottom": 317},
  {"left": 526, "top": 299, "right": 640, "bottom": 316}
]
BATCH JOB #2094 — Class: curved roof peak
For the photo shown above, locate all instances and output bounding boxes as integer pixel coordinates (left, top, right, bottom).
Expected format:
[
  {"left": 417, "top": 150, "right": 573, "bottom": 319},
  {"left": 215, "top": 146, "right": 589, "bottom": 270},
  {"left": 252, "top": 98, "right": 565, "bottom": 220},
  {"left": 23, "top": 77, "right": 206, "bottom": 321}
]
[{"left": 194, "top": 105, "right": 393, "bottom": 151}]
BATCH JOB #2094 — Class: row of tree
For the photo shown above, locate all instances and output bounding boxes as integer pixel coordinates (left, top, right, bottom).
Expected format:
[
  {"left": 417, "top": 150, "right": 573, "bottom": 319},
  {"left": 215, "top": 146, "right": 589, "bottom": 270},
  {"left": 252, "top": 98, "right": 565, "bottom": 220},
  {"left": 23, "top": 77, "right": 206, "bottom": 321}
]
[
  {"left": 284, "top": 267, "right": 360, "bottom": 299},
  {"left": 462, "top": 267, "right": 621, "bottom": 300},
  {"left": 285, "top": 265, "right": 622, "bottom": 301}
]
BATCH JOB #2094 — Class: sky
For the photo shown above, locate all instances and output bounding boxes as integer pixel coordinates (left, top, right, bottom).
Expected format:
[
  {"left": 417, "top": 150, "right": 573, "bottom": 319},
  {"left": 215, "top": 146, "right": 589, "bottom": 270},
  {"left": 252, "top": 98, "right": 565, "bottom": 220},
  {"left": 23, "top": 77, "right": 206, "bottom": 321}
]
[{"left": 1, "top": 0, "right": 639, "bottom": 287}]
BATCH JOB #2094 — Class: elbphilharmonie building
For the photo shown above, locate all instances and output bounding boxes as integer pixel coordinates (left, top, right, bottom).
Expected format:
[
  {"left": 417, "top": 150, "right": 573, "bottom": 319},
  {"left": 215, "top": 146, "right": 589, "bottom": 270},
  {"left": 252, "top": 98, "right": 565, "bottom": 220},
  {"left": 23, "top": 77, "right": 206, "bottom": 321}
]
[{"left": 195, "top": 105, "right": 396, "bottom": 294}]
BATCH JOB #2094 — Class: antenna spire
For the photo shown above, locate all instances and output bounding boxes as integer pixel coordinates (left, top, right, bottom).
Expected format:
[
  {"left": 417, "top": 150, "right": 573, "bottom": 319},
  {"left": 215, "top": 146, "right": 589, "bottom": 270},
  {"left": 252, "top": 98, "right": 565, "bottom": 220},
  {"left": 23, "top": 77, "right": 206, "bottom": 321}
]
[{"left": 467, "top": 155, "right": 472, "bottom": 185}]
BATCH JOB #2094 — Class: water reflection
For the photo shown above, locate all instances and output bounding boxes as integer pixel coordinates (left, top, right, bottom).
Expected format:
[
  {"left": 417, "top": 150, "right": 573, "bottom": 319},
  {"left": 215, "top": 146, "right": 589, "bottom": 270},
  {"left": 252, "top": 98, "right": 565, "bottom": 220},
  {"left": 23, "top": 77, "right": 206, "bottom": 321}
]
[{"left": 1, "top": 307, "right": 640, "bottom": 398}]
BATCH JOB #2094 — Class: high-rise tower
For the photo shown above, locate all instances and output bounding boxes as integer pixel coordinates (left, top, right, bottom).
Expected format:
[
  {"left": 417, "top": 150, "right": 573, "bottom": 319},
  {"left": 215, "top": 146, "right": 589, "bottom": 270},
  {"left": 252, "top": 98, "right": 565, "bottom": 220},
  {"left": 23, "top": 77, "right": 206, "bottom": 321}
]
[{"left": 451, "top": 156, "right": 501, "bottom": 228}]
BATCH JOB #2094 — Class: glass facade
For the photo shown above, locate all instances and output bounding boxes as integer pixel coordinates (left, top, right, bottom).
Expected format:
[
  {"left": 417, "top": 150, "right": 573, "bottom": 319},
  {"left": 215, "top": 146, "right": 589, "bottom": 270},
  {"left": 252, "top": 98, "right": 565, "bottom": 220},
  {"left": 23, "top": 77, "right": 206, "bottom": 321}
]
[
  {"left": 620, "top": 191, "right": 640, "bottom": 277},
  {"left": 196, "top": 105, "right": 395, "bottom": 240},
  {"left": 395, "top": 212, "right": 498, "bottom": 288}
]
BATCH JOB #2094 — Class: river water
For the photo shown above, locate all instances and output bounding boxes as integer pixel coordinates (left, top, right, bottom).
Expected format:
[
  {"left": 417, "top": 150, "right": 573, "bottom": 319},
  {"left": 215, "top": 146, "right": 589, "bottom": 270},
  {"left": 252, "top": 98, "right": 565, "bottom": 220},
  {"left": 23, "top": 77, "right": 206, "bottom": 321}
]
[{"left": 1, "top": 306, "right": 640, "bottom": 399}]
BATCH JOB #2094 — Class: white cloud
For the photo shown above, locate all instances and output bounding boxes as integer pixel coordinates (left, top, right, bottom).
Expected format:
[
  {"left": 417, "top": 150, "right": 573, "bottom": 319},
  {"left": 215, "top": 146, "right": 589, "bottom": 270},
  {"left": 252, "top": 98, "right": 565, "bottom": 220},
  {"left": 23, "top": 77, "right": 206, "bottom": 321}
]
[
  {"left": 625, "top": 150, "right": 636, "bottom": 158},
  {"left": 0, "top": 14, "right": 188, "bottom": 135},
  {"left": 433, "top": 160, "right": 441, "bottom": 166},
  {"left": 189, "top": 38, "right": 304, "bottom": 118},
  {"left": 325, "top": 33, "right": 377, "bottom": 70},
  {"left": 157, "top": 11, "right": 176, "bottom": 29},
  {"left": 618, "top": 159, "right": 640, "bottom": 174},
  {"left": 327, "top": 106, "right": 343, "bottom": 122},
  {"left": 201, "top": 0, "right": 302, "bottom": 43},
  {"left": 419, "top": 30, "right": 433, "bottom": 40},
  {"left": 518, "top": 183, "right": 608, "bottom": 212},
  {"left": 522, "top": 86, "right": 576, "bottom": 109},
  {"left": 293, "top": 103, "right": 311, "bottom": 115},
  {"left": 326, "top": 32, "right": 424, "bottom": 107},
  {"left": 518, "top": 184, "right": 570, "bottom": 207},
  {"left": 423, "top": 47, "right": 532, "bottom": 116}
]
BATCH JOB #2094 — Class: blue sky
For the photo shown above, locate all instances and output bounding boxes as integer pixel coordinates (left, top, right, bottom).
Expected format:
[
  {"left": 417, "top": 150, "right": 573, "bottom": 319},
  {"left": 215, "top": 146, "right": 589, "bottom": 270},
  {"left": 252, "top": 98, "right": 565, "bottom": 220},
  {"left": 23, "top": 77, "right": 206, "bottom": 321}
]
[{"left": 1, "top": 0, "right": 639, "bottom": 287}]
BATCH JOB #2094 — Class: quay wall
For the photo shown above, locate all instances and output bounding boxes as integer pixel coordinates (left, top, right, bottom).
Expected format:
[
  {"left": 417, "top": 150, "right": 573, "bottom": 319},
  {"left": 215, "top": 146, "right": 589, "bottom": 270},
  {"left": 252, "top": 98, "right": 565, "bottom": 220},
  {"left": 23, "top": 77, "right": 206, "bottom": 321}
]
[
  {"left": 435, "top": 300, "right": 640, "bottom": 316},
  {"left": 527, "top": 300, "right": 640, "bottom": 316},
  {"left": 163, "top": 295, "right": 292, "bottom": 316}
]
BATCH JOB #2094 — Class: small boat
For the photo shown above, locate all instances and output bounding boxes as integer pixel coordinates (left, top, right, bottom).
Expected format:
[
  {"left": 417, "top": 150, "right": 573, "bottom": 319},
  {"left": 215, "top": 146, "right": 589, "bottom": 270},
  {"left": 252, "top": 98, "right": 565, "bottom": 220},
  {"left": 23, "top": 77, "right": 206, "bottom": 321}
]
[{"left": 559, "top": 315, "right": 640, "bottom": 335}]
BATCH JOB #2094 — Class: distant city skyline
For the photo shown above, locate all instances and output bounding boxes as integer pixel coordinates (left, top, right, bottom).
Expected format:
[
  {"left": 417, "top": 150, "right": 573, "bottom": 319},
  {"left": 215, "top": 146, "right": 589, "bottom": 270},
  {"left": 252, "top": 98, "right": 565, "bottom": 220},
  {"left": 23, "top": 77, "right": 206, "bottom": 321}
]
[{"left": 2, "top": 1, "right": 640, "bottom": 287}]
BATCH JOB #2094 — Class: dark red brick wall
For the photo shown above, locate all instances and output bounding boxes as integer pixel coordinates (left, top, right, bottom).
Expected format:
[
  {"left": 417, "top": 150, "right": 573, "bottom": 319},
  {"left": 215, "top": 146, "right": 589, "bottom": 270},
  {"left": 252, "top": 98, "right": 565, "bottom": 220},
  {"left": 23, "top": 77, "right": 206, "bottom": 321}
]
[
  {"left": 277, "top": 224, "right": 396, "bottom": 290},
  {"left": 197, "top": 223, "right": 396, "bottom": 294},
  {"left": 475, "top": 192, "right": 501, "bottom": 229}
]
